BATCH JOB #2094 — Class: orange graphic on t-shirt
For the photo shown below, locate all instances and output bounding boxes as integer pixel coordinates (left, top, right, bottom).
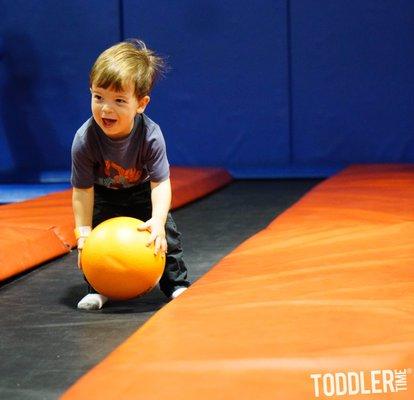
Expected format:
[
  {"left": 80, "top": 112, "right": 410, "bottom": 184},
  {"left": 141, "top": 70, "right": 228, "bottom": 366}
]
[{"left": 104, "top": 160, "right": 142, "bottom": 185}]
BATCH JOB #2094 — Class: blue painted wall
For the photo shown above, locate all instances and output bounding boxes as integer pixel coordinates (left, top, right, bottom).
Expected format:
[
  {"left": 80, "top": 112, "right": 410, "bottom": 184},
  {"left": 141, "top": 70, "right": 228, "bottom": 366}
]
[
  {"left": 290, "top": 0, "right": 414, "bottom": 171},
  {"left": 123, "top": 0, "right": 290, "bottom": 177},
  {"left": 0, "top": 0, "right": 120, "bottom": 181},
  {"left": 0, "top": 1, "right": 413, "bottom": 180}
]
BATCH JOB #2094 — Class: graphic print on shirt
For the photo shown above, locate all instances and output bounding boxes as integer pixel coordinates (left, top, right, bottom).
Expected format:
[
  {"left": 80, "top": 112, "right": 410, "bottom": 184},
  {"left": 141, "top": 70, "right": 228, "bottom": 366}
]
[{"left": 99, "top": 160, "right": 142, "bottom": 189}]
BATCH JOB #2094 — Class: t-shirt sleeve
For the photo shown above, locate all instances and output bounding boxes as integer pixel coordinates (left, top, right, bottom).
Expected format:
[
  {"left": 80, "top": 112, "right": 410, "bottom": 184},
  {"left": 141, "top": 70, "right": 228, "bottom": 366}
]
[
  {"left": 146, "top": 125, "right": 170, "bottom": 183},
  {"left": 70, "top": 133, "right": 95, "bottom": 188}
]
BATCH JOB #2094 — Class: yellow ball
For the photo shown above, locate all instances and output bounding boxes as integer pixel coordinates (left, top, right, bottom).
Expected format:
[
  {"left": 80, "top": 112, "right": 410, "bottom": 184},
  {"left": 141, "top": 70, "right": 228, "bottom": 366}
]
[{"left": 81, "top": 217, "right": 166, "bottom": 300}]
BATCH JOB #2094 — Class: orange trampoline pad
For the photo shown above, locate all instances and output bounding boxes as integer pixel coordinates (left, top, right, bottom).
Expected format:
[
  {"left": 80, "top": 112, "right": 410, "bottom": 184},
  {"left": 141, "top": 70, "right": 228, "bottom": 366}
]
[
  {"left": 0, "top": 167, "right": 232, "bottom": 281},
  {"left": 62, "top": 164, "right": 414, "bottom": 400}
]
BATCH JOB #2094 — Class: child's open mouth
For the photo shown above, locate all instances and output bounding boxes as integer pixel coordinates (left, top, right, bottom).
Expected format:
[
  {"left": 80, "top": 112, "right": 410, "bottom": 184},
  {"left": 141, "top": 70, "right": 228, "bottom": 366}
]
[{"left": 102, "top": 117, "right": 117, "bottom": 128}]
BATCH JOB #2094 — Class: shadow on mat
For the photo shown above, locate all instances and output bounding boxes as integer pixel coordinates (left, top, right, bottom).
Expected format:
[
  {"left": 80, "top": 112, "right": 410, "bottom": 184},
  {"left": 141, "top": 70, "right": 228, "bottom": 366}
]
[{"left": 60, "top": 284, "right": 168, "bottom": 314}]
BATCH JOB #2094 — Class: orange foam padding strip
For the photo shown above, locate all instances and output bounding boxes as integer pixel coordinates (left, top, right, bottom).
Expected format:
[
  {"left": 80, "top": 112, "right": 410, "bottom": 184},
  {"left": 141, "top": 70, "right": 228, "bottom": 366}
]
[
  {"left": 62, "top": 164, "right": 414, "bottom": 400},
  {"left": 170, "top": 166, "right": 232, "bottom": 209},
  {"left": 0, "top": 167, "right": 232, "bottom": 282},
  {"left": 0, "top": 191, "right": 77, "bottom": 246},
  {"left": 0, "top": 226, "right": 71, "bottom": 281},
  {"left": 0, "top": 191, "right": 76, "bottom": 280}
]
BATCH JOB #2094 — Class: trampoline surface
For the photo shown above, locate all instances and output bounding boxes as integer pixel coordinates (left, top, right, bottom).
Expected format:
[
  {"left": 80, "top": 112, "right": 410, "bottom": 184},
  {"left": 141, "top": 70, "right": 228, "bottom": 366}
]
[{"left": 0, "top": 179, "right": 320, "bottom": 400}]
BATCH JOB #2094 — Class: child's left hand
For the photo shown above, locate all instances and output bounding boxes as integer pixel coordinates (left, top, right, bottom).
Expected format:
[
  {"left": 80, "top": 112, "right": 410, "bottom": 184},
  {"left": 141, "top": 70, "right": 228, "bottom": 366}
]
[{"left": 138, "top": 218, "right": 167, "bottom": 255}]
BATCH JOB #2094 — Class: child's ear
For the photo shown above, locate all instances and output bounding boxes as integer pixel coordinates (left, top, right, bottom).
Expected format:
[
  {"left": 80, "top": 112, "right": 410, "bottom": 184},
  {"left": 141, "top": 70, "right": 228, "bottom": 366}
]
[{"left": 137, "top": 96, "right": 150, "bottom": 113}]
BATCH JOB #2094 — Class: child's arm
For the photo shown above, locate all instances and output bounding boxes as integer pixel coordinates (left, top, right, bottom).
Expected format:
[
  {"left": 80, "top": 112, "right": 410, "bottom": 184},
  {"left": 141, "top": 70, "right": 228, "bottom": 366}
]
[
  {"left": 72, "top": 187, "right": 94, "bottom": 268},
  {"left": 139, "top": 178, "right": 171, "bottom": 255}
]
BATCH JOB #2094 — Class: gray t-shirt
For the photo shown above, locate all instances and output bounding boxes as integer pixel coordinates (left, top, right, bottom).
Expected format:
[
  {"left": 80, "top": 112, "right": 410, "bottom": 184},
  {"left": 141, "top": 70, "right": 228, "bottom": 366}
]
[{"left": 71, "top": 114, "right": 170, "bottom": 189}]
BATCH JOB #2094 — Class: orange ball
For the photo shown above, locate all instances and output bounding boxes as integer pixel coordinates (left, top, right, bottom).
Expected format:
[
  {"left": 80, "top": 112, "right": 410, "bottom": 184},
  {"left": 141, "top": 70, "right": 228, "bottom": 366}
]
[{"left": 81, "top": 217, "right": 165, "bottom": 300}]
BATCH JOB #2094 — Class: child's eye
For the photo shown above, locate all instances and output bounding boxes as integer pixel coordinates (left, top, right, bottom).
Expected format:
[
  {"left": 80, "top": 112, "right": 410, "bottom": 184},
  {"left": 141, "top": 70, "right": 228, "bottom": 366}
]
[
  {"left": 94, "top": 94, "right": 102, "bottom": 100},
  {"left": 116, "top": 99, "right": 126, "bottom": 104}
]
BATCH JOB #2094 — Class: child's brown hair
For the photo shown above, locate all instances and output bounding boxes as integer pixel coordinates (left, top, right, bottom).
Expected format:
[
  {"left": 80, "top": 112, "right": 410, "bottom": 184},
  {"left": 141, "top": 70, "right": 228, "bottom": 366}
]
[{"left": 89, "top": 39, "right": 166, "bottom": 99}]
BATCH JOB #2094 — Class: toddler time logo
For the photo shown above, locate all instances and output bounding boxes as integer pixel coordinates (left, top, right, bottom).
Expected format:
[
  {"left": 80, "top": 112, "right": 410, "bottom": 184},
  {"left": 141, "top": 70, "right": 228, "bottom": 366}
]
[{"left": 310, "top": 368, "right": 410, "bottom": 397}]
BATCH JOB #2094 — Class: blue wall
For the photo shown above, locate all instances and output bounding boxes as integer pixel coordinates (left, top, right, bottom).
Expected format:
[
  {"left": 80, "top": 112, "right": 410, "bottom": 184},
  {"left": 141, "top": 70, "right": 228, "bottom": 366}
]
[
  {"left": 0, "top": 0, "right": 413, "bottom": 180},
  {"left": 123, "top": 0, "right": 290, "bottom": 177},
  {"left": 0, "top": 0, "right": 119, "bottom": 181},
  {"left": 290, "top": 0, "right": 414, "bottom": 171}
]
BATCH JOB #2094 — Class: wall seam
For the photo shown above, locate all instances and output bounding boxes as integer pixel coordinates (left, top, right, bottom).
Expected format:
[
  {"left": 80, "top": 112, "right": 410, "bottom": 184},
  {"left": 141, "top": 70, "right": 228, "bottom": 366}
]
[
  {"left": 286, "top": 0, "right": 293, "bottom": 165},
  {"left": 119, "top": 0, "right": 125, "bottom": 40}
]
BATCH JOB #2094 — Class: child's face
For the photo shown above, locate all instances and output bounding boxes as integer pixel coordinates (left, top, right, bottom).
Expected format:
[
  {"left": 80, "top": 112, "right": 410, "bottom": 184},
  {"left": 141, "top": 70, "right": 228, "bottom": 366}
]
[{"left": 91, "top": 83, "right": 149, "bottom": 140}]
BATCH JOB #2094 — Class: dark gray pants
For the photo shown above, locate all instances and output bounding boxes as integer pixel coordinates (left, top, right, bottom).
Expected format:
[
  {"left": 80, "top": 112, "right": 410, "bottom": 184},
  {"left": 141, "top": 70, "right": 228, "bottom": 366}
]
[{"left": 84, "top": 182, "right": 190, "bottom": 298}]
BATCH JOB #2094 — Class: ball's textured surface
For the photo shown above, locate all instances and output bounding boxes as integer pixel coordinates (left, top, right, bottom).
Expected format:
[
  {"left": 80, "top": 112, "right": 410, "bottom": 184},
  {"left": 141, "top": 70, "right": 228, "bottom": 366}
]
[{"left": 81, "top": 217, "right": 166, "bottom": 300}]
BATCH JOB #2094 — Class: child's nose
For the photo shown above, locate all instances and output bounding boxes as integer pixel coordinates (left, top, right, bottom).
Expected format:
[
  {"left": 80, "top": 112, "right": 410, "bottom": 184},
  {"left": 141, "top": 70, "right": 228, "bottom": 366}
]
[{"left": 101, "top": 103, "right": 113, "bottom": 113}]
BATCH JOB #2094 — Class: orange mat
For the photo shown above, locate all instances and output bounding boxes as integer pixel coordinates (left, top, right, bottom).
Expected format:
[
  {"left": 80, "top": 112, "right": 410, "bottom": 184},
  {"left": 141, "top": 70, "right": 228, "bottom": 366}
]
[
  {"left": 62, "top": 164, "right": 414, "bottom": 400},
  {"left": 0, "top": 167, "right": 232, "bottom": 282}
]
